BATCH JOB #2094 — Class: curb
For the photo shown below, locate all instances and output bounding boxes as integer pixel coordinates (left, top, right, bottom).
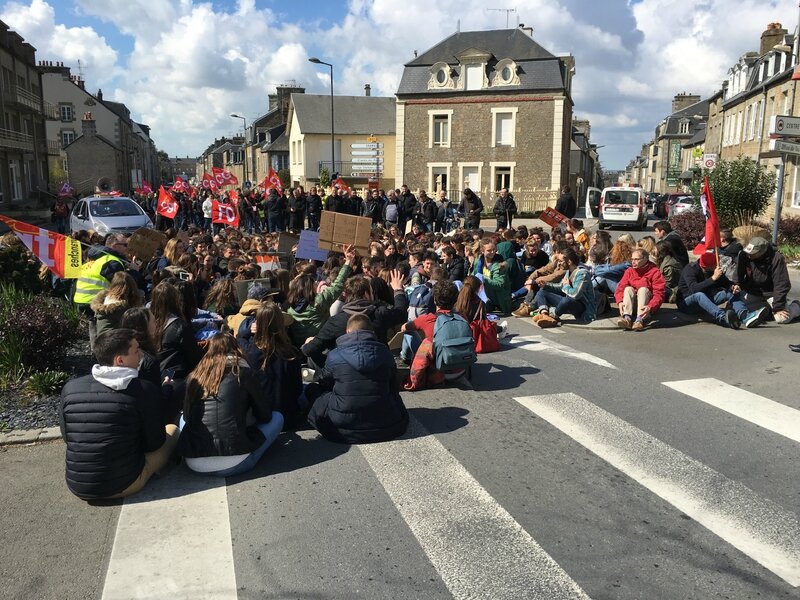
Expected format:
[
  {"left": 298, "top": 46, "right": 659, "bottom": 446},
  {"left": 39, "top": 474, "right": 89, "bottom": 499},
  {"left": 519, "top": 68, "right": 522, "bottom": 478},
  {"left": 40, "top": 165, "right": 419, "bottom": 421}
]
[{"left": 0, "top": 426, "right": 61, "bottom": 446}]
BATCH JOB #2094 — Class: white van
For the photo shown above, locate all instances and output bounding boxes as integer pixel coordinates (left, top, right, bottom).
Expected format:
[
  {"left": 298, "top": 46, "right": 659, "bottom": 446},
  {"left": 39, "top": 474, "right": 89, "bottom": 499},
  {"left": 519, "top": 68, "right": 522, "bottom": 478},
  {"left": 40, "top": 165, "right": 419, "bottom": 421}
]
[{"left": 598, "top": 186, "right": 648, "bottom": 230}]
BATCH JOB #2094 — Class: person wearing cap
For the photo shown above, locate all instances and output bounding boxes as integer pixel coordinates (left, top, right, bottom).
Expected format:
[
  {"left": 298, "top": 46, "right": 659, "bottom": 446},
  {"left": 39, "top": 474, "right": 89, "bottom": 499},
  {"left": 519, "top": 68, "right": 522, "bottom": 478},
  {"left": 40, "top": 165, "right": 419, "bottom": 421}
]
[
  {"left": 226, "top": 281, "right": 288, "bottom": 335},
  {"left": 676, "top": 252, "right": 750, "bottom": 328},
  {"left": 735, "top": 236, "right": 795, "bottom": 325},
  {"left": 614, "top": 248, "right": 666, "bottom": 331}
]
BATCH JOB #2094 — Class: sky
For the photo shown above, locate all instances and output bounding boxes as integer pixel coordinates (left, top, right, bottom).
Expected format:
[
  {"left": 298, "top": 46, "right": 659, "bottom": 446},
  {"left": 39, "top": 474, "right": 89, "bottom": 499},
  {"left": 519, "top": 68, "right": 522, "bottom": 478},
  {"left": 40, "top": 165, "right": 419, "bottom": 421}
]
[{"left": 3, "top": 0, "right": 799, "bottom": 171}]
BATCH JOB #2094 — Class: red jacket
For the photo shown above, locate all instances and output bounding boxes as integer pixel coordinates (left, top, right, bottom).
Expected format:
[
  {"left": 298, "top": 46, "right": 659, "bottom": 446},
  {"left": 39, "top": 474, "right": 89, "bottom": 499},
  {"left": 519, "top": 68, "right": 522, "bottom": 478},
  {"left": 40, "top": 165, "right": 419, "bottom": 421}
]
[{"left": 614, "top": 262, "right": 666, "bottom": 312}]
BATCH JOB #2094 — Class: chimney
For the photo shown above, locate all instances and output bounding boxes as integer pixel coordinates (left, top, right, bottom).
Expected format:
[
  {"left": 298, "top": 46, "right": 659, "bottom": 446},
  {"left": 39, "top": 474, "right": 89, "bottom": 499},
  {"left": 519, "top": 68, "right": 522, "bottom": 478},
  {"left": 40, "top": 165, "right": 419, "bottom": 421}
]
[
  {"left": 761, "top": 22, "right": 788, "bottom": 56},
  {"left": 82, "top": 112, "right": 96, "bottom": 137},
  {"left": 572, "top": 118, "right": 591, "bottom": 139},
  {"left": 672, "top": 92, "right": 701, "bottom": 113},
  {"left": 96, "top": 88, "right": 103, "bottom": 101},
  {"left": 518, "top": 23, "right": 533, "bottom": 37},
  {"left": 364, "top": 84, "right": 371, "bottom": 97}
]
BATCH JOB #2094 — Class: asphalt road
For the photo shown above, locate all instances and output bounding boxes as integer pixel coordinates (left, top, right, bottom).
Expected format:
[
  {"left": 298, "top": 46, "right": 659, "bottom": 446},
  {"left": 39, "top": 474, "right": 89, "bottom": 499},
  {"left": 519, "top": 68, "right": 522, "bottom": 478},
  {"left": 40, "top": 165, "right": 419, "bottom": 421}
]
[{"left": 1, "top": 313, "right": 798, "bottom": 600}]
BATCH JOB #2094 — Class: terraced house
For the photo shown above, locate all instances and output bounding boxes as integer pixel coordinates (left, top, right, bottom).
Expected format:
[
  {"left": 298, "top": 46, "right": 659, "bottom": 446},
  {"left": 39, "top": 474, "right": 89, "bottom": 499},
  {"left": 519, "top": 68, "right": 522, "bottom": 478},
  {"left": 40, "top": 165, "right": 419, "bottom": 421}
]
[{"left": 395, "top": 25, "right": 575, "bottom": 211}]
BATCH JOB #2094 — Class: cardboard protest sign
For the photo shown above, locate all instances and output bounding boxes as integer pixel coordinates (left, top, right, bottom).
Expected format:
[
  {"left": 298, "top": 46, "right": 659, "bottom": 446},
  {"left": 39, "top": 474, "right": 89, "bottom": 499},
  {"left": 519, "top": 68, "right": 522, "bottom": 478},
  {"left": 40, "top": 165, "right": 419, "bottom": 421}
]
[
  {"left": 233, "top": 278, "right": 279, "bottom": 307},
  {"left": 318, "top": 211, "right": 371, "bottom": 254},
  {"left": 128, "top": 228, "right": 167, "bottom": 261},
  {"left": 295, "top": 230, "right": 330, "bottom": 262},
  {"left": 539, "top": 207, "right": 570, "bottom": 229},
  {"left": 276, "top": 232, "right": 300, "bottom": 255}
]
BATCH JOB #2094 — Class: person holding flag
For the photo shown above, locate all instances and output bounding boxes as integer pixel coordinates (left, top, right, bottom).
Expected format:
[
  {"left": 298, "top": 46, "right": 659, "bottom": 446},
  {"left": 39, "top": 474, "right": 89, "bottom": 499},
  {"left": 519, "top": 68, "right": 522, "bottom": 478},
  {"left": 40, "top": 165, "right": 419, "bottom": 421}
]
[{"left": 156, "top": 185, "right": 179, "bottom": 231}]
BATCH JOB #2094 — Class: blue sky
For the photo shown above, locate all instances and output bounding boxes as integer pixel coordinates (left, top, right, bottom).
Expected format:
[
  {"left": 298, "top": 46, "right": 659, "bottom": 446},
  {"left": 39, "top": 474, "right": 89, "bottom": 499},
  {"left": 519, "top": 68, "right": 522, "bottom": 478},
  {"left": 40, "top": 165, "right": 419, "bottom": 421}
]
[{"left": 3, "top": 0, "right": 799, "bottom": 173}]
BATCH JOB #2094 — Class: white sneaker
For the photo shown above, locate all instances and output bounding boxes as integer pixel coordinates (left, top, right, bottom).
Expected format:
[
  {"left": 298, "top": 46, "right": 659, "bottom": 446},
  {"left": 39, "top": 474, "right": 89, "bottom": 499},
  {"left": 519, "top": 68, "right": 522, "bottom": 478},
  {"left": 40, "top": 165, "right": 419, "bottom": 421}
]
[{"left": 497, "top": 320, "right": 509, "bottom": 339}]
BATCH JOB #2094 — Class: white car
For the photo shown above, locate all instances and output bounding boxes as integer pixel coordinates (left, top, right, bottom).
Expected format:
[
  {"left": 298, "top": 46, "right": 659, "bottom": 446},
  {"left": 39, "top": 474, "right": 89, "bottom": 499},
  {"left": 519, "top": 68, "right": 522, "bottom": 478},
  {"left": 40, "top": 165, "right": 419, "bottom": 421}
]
[
  {"left": 668, "top": 196, "right": 697, "bottom": 218},
  {"left": 70, "top": 196, "right": 153, "bottom": 235}
]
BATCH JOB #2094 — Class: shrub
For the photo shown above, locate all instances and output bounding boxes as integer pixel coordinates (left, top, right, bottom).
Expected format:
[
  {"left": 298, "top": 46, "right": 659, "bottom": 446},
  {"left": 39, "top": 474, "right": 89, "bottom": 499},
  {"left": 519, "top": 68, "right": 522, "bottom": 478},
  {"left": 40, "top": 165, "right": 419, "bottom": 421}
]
[
  {"left": 0, "top": 241, "right": 43, "bottom": 294},
  {"left": 776, "top": 216, "right": 800, "bottom": 245},
  {"left": 694, "top": 157, "right": 776, "bottom": 227},
  {"left": 669, "top": 210, "right": 706, "bottom": 250},
  {"left": 25, "top": 370, "right": 70, "bottom": 397},
  {"left": 0, "top": 294, "right": 78, "bottom": 373}
]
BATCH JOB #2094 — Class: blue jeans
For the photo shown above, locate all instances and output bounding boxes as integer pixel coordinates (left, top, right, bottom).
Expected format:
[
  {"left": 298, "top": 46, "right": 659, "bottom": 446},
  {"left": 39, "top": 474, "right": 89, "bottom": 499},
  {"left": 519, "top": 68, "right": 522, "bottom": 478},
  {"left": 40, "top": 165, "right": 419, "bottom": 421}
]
[
  {"left": 534, "top": 288, "right": 587, "bottom": 319},
  {"left": 593, "top": 276, "right": 619, "bottom": 295},
  {"left": 401, "top": 331, "right": 422, "bottom": 363},
  {"left": 678, "top": 290, "right": 746, "bottom": 320},
  {"left": 180, "top": 411, "right": 284, "bottom": 477}
]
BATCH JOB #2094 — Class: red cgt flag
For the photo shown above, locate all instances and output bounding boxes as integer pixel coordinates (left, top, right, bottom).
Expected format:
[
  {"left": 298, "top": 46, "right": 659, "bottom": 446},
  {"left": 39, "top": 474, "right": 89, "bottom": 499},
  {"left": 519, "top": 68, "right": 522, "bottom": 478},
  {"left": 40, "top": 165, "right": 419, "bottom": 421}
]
[
  {"left": 211, "top": 200, "right": 239, "bottom": 228},
  {"left": 202, "top": 173, "right": 219, "bottom": 191},
  {"left": 157, "top": 186, "right": 179, "bottom": 219},
  {"left": 333, "top": 176, "right": 351, "bottom": 195},
  {"left": 173, "top": 176, "right": 187, "bottom": 192},
  {"left": 693, "top": 176, "right": 721, "bottom": 254},
  {"left": 212, "top": 166, "right": 239, "bottom": 186},
  {"left": 261, "top": 167, "right": 283, "bottom": 194}
]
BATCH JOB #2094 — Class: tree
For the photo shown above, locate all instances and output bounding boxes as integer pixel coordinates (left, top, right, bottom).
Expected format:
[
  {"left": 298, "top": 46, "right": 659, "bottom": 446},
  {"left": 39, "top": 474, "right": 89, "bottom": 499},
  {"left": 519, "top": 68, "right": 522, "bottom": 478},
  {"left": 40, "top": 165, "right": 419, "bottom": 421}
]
[
  {"left": 49, "top": 162, "right": 68, "bottom": 190},
  {"left": 319, "top": 167, "right": 330, "bottom": 189},
  {"left": 695, "top": 156, "right": 776, "bottom": 227},
  {"left": 278, "top": 168, "right": 291, "bottom": 189}
]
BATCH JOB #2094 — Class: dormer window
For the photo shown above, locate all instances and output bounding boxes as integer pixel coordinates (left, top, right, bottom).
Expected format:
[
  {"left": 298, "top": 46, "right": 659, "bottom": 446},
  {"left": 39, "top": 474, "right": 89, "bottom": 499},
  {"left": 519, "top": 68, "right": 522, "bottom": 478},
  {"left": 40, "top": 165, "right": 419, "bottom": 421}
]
[
  {"left": 679, "top": 119, "right": 690, "bottom": 135},
  {"left": 428, "top": 62, "right": 454, "bottom": 90},
  {"left": 465, "top": 64, "right": 483, "bottom": 90},
  {"left": 493, "top": 59, "right": 520, "bottom": 87}
]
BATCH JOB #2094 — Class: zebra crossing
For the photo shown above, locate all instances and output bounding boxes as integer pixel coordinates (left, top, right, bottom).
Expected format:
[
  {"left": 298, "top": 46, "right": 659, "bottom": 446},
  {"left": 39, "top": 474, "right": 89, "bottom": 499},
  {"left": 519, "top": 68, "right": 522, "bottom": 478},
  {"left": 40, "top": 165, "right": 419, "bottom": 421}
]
[{"left": 100, "top": 377, "right": 799, "bottom": 599}]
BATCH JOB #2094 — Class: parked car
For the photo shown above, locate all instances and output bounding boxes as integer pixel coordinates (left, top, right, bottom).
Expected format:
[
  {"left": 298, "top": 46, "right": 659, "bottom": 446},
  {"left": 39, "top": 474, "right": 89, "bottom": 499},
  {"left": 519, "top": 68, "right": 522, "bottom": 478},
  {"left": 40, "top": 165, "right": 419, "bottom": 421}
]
[
  {"left": 654, "top": 193, "right": 693, "bottom": 219},
  {"left": 668, "top": 195, "right": 697, "bottom": 218},
  {"left": 70, "top": 195, "right": 153, "bottom": 235},
  {"left": 598, "top": 187, "right": 648, "bottom": 230}
]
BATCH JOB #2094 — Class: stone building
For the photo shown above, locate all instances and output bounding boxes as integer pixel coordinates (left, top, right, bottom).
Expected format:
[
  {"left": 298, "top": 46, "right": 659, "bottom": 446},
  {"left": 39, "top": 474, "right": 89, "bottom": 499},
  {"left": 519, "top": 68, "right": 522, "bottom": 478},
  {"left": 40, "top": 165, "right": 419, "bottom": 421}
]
[
  {"left": 394, "top": 26, "right": 575, "bottom": 210},
  {"left": 0, "top": 20, "right": 48, "bottom": 208},
  {"left": 64, "top": 112, "right": 123, "bottom": 196}
]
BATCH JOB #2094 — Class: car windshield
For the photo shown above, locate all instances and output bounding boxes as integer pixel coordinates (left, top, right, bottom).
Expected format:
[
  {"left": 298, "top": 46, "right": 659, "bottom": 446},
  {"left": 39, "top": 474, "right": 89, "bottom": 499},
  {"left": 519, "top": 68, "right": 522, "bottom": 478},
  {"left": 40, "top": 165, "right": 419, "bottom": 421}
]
[
  {"left": 89, "top": 199, "right": 141, "bottom": 217},
  {"left": 604, "top": 191, "right": 640, "bottom": 205},
  {"left": 671, "top": 196, "right": 692, "bottom": 203}
]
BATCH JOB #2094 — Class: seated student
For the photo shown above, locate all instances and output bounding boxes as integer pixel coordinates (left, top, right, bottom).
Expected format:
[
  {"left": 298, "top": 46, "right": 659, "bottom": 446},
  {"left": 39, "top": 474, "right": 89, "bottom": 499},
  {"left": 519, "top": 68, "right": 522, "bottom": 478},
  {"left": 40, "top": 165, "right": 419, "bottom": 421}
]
[
  {"left": 409, "top": 251, "right": 438, "bottom": 287},
  {"left": 676, "top": 251, "right": 749, "bottom": 328},
  {"left": 655, "top": 240, "right": 681, "bottom": 304},
  {"left": 120, "top": 307, "right": 169, "bottom": 417},
  {"left": 60, "top": 329, "right": 179, "bottom": 500},
  {"left": 237, "top": 303, "right": 304, "bottom": 427},
  {"left": 654, "top": 220, "right": 689, "bottom": 269},
  {"left": 151, "top": 281, "right": 203, "bottom": 380},
  {"left": 204, "top": 278, "right": 239, "bottom": 319},
  {"left": 512, "top": 241, "right": 568, "bottom": 317},
  {"left": 178, "top": 332, "right": 283, "bottom": 476},
  {"left": 592, "top": 238, "right": 632, "bottom": 296},
  {"left": 720, "top": 228, "right": 743, "bottom": 258},
  {"left": 532, "top": 248, "right": 595, "bottom": 327},
  {"left": 472, "top": 239, "right": 512, "bottom": 316},
  {"left": 302, "top": 272, "right": 408, "bottom": 369},
  {"left": 735, "top": 236, "right": 796, "bottom": 325},
  {"left": 404, "top": 279, "right": 475, "bottom": 390},
  {"left": 91, "top": 272, "right": 143, "bottom": 337},
  {"left": 441, "top": 246, "right": 467, "bottom": 282},
  {"left": 306, "top": 314, "right": 408, "bottom": 444},
  {"left": 287, "top": 245, "right": 354, "bottom": 348},
  {"left": 614, "top": 248, "right": 666, "bottom": 331},
  {"left": 566, "top": 218, "right": 589, "bottom": 254}
]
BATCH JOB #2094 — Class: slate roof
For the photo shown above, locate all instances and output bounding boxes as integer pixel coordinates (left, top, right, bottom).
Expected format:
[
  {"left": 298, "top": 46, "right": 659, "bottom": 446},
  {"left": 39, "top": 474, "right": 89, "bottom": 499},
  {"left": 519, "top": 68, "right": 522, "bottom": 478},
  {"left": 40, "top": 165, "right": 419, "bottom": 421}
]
[
  {"left": 683, "top": 123, "right": 707, "bottom": 147},
  {"left": 397, "top": 28, "right": 566, "bottom": 96},
  {"left": 263, "top": 130, "right": 288, "bottom": 153},
  {"left": 408, "top": 28, "right": 555, "bottom": 66},
  {"left": 658, "top": 99, "right": 709, "bottom": 138},
  {"left": 290, "top": 94, "right": 395, "bottom": 135}
]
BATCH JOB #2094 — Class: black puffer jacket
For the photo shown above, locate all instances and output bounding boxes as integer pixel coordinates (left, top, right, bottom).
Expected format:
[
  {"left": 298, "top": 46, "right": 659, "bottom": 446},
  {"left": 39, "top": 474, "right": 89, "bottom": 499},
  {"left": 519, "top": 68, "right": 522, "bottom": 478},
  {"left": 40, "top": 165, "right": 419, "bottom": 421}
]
[
  {"left": 158, "top": 317, "right": 202, "bottom": 380},
  {"left": 59, "top": 370, "right": 165, "bottom": 500},
  {"left": 307, "top": 330, "right": 408, "bottom": 444},
  {"left": 301, "top": 294, "right": 409, "bottom": 368},
  {"left": 399, "top": 192, "right": 417, "bottom": 219},
  {"left": 736, "top": 246, "right": 791, "bottom": 311},
  {"left": 178, "top": 362, "right": 274, "bottom": 458},
  {"left": 444, "top": 256, "right": 467, "bottom": 282}
]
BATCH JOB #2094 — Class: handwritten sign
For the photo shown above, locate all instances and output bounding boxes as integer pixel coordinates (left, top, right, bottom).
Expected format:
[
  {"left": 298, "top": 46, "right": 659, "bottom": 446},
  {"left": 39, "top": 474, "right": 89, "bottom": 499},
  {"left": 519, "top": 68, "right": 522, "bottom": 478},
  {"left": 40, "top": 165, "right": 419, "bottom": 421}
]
[
  {"left": 295, "top": 230, "right": 330, "bottom": 262},
  {"left": 539, "top": 207, "right": 569, "bottom": 229},
  {"left": 319, "top": 211, "right": 371, "bottom": 254}
]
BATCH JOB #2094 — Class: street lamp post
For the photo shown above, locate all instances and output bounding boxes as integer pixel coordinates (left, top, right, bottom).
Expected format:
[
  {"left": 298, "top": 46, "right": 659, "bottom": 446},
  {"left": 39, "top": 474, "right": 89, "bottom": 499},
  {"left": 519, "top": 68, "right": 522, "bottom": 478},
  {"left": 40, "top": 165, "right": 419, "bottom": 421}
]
[
  {"left": 308, "top": 57, "right": 335, "bottom": 180},
  {"left": 230, "top": 113, "right": 248, "bottom": 186}
]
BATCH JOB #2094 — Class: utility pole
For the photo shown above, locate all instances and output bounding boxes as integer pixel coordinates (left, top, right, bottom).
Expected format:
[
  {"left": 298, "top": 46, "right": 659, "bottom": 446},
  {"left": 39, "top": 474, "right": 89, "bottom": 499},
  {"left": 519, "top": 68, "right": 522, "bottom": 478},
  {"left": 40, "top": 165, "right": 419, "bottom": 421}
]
[{"left": 487, "top": 7, "right": 516, "bottom": 28}]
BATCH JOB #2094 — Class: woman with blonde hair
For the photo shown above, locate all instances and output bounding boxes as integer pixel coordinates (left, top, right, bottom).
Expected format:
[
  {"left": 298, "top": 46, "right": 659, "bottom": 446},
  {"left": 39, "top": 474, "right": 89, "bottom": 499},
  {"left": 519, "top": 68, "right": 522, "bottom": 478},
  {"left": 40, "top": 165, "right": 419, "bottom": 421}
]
[
  {"left": 178, "top": 332, "right": 283, "bottom": 476},
  {"left": 91, "top": 271, "right": 143, "bottom": 337},
  {"left": 638, "top": 236, "right": 658, "bottom": 263},
  {"left": 155, "top": 238, "right": 185, "bottom": 271},
  {"left": 237, "top": 302, "right": 303, "bottom": 426}
]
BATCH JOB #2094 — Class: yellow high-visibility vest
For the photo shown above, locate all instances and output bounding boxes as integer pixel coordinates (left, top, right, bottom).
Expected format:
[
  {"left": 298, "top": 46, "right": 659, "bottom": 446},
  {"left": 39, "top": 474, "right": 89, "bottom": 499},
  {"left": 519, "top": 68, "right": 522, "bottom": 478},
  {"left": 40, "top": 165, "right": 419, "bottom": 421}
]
[{"left": 73, "top": 254, "right": 123, "bottom": 305}]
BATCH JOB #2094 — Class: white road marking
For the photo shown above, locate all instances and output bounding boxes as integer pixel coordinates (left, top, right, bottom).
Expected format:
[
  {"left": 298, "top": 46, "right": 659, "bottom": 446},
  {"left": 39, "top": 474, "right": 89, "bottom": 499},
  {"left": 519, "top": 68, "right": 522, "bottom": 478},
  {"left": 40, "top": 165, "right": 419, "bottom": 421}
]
[
  {"left": 663, "top": 378, "right": 800, "bottom": 444},
  {"left": 359, "top": 417, "right": 590, "bottom": 600},
  {"left": 508, "top": 334, "right": 617, "bottom": 369},
  {"left": 515, "top": 393, "right": 800, "bottom": 587},
  {"left": 102, "top": 468, "right": 237, "bottom": 600}
]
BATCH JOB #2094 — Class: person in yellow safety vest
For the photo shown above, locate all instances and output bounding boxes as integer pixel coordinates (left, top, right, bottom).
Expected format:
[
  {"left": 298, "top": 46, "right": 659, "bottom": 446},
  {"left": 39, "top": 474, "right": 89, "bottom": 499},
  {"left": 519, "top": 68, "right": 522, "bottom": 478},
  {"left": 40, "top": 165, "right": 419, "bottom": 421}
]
[{"left": 74, "top": 233, "right": 142, "bottom": 347}]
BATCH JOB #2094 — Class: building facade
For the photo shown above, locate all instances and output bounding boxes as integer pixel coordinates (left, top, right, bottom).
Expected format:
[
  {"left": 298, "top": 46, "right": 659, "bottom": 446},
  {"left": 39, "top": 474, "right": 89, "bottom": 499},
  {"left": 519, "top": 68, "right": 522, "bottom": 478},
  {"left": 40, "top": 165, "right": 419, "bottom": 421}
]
[
  {"left": 395, "top": 26, "right": 575, "bottom": 210},
  {"left": 0, "top": 20, "right": 49, "bottom": 208},
  {"left": 287, "top": 93, "right": 396, "bottom": 190}
]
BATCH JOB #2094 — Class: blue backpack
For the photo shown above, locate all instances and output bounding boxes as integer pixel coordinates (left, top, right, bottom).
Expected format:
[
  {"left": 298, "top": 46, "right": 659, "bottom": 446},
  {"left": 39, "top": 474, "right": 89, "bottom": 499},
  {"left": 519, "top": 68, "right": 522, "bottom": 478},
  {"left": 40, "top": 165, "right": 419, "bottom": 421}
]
[
  {"left": 433, "top": 312, "right": 477, "bottom": 371},
  {"left": 408, "top": 282, "right": 436, "bottom": 319}
]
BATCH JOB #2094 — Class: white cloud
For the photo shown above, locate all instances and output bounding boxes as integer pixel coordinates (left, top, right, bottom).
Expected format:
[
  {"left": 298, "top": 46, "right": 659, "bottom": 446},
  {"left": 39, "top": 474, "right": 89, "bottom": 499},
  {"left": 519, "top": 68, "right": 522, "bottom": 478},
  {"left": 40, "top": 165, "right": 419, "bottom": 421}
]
[
  {"left": 4, "top": 0, "right": 800, "bottom": 171},
  {"left": 1, "top": 0, "right": 119, "bottom": 84}
]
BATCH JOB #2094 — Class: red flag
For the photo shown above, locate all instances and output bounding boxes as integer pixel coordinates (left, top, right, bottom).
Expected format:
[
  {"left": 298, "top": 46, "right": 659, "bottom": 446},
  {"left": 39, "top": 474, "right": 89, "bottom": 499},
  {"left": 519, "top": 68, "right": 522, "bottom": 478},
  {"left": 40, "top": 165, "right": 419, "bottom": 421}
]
[
  {"left": 212, "top": 167, "right": 239, "bottom": 186},
  {"left": 694, "top": 176, "right": 721, "bottom": 254},
  {"left": 263, "top": 167, "right": 283, "bottom": 193},
  {"left": 229, "top": 189, "right": 239, "bottom": 205},
  {"left": 173, "top": 176, "right": 187, "bottom": 192},
  {"left": 211, "top": 200, "right": 239, "bottom": 228},
  {"left": 0, "top": 215, "right": 83, "bottom": 279},
  {"left": 333, "top": 176, "right": 351, "bottom": 195},
  {"left": 157, "top": 186, "right": 179, "bottom": 219},
  {"left": 202, "top": 173, "right": 219, "bottom": 191}
]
